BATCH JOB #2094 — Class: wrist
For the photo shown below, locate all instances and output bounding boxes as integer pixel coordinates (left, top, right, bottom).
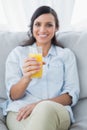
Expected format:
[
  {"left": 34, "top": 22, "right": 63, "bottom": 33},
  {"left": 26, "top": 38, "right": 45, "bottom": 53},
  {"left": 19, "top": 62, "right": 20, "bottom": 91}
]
[{"left": 22, "top": 76, "right": 32, "bottom": 84}]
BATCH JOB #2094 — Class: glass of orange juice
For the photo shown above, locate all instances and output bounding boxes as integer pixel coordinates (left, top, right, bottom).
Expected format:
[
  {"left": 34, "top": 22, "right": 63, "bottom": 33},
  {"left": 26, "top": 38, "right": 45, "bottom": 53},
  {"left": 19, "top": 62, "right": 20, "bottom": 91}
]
[{"left": 29, "top": 46, "right": 43, "bottom": 78}]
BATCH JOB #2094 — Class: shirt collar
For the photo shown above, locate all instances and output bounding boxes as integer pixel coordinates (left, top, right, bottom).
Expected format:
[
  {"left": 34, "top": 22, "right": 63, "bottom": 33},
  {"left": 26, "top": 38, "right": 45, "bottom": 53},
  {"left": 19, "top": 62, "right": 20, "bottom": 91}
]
[
  {"left": 32, "top": 43, "right": 57, "bottom": 56},
  {"left": 47, "top": 45, "right": 56, "bottom": 56}
]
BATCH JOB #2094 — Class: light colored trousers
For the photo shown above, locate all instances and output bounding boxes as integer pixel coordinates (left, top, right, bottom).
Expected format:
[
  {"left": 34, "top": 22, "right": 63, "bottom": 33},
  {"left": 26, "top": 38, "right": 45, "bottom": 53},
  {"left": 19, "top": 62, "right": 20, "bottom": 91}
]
[{"left": 6, "top": 101, "right": 70, "bottom": 130}]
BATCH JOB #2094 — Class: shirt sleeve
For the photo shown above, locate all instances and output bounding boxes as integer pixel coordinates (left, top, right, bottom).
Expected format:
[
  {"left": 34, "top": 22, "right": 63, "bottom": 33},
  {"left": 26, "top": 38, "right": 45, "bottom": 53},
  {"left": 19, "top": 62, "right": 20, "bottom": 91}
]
[
  {"left": 60, "top": 48, "right": 80, "bottom": 107},
  {"left": 5, "top": 48, "right": 22, "bottom": 99}
]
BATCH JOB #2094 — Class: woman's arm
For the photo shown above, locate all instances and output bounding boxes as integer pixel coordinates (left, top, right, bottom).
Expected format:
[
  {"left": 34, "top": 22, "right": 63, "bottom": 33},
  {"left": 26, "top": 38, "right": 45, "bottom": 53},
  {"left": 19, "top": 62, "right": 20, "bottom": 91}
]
[
  {"left": 50, "top": 93, "right": 72, "bottom": 105},
  {"left": 17, "top": 93, "right": 72, "bottom": 121},
  {"left": 10, "top": 76, "right": 31, "bottom": 100},
  {"left": 10, "top": 57, "right": 41, "bottom": 100}
]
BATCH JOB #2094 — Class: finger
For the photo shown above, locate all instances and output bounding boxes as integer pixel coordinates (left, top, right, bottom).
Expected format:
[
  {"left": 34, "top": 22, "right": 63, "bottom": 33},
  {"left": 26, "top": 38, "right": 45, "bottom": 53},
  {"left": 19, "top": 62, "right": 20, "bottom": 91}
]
[
  {"left": 43, "top": 61, "right": 46, "bottom": 65},
  {"left": 29, "top": 69, "right": 41, "bottom": 76},
  {"left": 24, "top": 69, "right": 40, "bottom": 78},
  {"left": 23, "top": 65, "right": 41, "bottom": 73},
  {"left": 22, "top": 109, "right": 31, "bottom": 119},
  {"left": 23, "top": 60, "right": 40, "bottom": 68},
  {"left": 17, "top": 110, "right": 25, "bottom": 121},
  {"left": 22, "top": 104, "right": 35, "bottom": 119},
  {"left": 17, "top": 106, "right": 29, "bottom": 120},
  {"left": 18, "top": 106, "right": 31, "bottom": 120},
  {"left": 24, "top": 57, "right": 36, "bottom": 62},
  {"left": 23, "top": 57, "right": 36, "bottom": 68}
]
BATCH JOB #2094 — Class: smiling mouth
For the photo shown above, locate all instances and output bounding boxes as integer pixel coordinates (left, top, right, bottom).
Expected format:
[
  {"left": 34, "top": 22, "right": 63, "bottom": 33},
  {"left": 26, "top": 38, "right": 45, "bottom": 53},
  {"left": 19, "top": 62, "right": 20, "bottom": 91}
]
[{"left": 38, "top": 34, "right": 48, "bottom": 38}]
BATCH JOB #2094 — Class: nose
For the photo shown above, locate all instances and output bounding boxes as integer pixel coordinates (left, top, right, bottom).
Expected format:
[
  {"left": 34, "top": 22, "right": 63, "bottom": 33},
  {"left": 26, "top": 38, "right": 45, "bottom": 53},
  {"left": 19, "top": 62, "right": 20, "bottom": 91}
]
[{"left": 39, "top": 25, "right": 46, "bottom": 33}]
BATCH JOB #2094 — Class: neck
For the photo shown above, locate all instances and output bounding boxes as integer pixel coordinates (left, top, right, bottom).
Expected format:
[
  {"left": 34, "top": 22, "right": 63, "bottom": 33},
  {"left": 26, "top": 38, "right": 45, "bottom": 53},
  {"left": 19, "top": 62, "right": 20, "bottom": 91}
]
[{"left": 36, "top": 43, "right": 51, "bottom": 57}]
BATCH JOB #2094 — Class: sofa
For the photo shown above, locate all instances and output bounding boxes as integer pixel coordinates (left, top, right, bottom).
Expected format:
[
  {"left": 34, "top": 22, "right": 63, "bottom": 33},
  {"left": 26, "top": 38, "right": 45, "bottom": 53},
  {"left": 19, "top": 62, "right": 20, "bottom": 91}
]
[{"left": 0, "top": 30, "right": 87, "bottom": 130}]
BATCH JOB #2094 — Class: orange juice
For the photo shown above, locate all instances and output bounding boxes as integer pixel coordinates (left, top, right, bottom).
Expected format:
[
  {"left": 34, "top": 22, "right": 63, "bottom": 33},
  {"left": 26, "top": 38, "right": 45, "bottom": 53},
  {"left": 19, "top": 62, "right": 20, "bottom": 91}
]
[{"left": 29, "top": 53, "right": 43, "bottom": 78}]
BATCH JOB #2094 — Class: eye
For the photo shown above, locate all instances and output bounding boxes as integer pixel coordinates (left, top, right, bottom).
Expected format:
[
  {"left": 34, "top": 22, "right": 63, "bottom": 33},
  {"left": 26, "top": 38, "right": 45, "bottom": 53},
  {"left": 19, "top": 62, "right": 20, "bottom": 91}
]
[
  {"left": 46, "top": 23, "right": 53, "bottom": 27},
  {"left": 34, "top": 22, "right": 40, "bottom": 27}
]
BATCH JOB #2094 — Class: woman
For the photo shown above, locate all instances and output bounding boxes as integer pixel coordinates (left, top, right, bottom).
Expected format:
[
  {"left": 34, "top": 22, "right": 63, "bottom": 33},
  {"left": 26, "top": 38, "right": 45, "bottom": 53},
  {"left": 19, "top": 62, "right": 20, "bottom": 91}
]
[{"left": 5, "top": 6, "right": 80, "bottom": 130}]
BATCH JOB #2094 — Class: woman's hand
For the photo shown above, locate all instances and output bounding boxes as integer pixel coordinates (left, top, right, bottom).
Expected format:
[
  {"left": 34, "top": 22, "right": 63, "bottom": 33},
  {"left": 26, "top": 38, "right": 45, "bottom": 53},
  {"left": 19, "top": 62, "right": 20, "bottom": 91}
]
[
  {"left": 17, "top": 102, "right": 38, "bottom": 121},
  {"left": 22, "top": 57, "right": 41, "bottom": 80}
]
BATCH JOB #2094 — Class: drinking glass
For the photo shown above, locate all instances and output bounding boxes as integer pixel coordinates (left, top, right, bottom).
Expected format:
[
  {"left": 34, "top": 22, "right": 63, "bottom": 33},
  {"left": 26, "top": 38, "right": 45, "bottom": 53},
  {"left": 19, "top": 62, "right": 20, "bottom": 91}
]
[{"left": 29, "top": 46, "right": 43, "bottom": 78}]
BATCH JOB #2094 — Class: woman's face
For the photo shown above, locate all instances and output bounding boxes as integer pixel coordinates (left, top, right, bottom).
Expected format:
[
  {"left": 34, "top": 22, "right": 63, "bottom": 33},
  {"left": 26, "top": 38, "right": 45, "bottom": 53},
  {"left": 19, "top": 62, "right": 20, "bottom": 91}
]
[{"left": 33, "top": 13, "right": 57, "bottom": 45}]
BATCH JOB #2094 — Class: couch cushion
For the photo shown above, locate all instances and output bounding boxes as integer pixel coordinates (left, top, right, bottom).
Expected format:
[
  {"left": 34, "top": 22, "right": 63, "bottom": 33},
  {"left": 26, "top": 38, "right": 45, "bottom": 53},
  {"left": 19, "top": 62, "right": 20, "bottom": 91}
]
[
  {"left": 0, "top": 31, "right": 27, "bottom": 99},
  {"left": 70, "top": 99, "right": 87, "bottom": 130},
  {"left": 0, "top": 99, "right": 8, "bottom": 130},
  {"left": 0, "top": 119, "right": 8, "bottom": 130},
  {"left": 58, "top": 31, "right": 81, "bottom": 48},
  {"left": 58, "top": 31, "right": 87, "bottom": 99}
]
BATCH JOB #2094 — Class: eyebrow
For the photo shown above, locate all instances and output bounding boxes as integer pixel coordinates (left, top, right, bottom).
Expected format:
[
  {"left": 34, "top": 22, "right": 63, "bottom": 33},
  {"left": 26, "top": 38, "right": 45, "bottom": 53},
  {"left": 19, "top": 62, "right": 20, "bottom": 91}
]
[{"left": 34, "top": 21, "right": 54, "bottom": 24}]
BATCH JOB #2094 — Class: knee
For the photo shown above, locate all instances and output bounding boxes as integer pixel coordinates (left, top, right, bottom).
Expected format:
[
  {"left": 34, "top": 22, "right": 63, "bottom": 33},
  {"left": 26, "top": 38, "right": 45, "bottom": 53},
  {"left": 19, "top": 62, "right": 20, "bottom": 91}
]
[{"left": 33, "top": 101, "right": 57, "bottom": 116}]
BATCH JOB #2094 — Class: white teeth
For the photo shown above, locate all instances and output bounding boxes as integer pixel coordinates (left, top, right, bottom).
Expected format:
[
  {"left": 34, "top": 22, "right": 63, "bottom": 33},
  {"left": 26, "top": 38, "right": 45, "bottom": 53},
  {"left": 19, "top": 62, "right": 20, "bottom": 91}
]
[{"left": 39, "top": 34, "right": 47, "bottom": 37}]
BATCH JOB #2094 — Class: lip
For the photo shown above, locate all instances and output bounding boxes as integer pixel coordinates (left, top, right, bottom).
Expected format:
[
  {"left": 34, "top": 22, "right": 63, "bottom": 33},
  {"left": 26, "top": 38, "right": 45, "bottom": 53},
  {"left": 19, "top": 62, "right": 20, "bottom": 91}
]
[{"left": 38, "top": 34, "right": 48, "bottom": 38}]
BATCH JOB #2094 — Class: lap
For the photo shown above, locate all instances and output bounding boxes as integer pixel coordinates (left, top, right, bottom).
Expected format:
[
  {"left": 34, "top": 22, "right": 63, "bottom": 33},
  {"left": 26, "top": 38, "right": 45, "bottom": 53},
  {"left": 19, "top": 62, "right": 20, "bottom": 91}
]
[{"left": 6, "top": 101, "right": 70, "bottom": 130}]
